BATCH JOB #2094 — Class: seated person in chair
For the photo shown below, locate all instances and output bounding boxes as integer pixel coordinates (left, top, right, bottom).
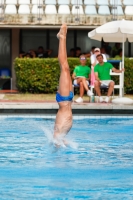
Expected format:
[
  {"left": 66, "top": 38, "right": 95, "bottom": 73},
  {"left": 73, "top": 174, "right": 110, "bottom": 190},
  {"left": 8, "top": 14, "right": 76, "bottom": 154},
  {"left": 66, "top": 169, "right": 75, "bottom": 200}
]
[
  {"left": 72, "top": 55, "right": 93, "bottom": 103},
  {"left": 36, "top": 46, "right": 52, "bottom": 58},
  {"left": 90, "top": 47, "right": 107, "bottom": 86},
  {"left": 94, "top": 54, "right": 124, "bottom": 103}
]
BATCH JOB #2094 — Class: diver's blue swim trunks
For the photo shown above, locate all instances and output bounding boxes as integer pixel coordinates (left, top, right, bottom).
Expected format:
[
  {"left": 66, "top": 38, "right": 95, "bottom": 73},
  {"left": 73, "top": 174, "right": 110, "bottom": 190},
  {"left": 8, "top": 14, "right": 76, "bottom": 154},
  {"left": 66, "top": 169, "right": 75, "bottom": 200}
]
[{"left": 56, "top": 91, "right": 74, "bottom": 102}]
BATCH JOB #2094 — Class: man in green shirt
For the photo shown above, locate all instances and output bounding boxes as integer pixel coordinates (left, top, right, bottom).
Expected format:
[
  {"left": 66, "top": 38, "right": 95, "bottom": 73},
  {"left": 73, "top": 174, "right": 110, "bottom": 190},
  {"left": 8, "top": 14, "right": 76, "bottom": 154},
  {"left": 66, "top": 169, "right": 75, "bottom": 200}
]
[
  {"left": 94, "top": 54, "right": 124, "bottom": 103},
  {"left": 72, "top": 55, "right": 93, "bottom": 103}
]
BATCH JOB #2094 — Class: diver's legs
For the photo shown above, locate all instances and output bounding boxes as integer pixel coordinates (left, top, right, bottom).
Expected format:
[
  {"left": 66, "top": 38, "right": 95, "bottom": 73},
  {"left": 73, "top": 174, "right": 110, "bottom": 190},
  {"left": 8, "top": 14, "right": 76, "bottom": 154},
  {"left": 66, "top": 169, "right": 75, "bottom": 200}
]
[{"left": 57, "top": 24, "right": 72, "bottom": 96}]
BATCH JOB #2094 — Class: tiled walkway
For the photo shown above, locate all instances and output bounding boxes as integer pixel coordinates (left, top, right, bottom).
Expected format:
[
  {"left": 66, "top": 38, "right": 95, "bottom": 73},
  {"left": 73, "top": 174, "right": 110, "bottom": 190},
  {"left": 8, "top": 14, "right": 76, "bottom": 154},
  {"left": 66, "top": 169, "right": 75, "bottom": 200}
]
[
  {"left": 0, "top": 90, "right": 133, "bottom": 115},
  {"left": 0, "top": 101, "right": 132, "bottom": 115}
]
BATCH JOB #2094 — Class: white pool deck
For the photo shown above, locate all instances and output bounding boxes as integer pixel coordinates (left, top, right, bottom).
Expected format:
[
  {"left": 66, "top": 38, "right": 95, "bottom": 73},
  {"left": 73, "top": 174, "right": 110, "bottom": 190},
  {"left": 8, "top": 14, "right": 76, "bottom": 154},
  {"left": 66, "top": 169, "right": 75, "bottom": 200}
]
[
  {"left": 0, "top": 93, "right": 133, "bottom": 115},
  {"left": 0, "top": 101, "right": 132, "bottom": 109},
  {"left": 0, "top": 101, "right": 133, "bottom": 116}
]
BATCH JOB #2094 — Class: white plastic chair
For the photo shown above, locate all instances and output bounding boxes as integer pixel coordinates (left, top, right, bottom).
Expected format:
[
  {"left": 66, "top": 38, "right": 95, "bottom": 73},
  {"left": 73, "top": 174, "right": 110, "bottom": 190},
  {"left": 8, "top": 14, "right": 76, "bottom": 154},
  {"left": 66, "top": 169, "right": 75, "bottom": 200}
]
[
  {"left": 111, "top": 6, "right": 124, "bottom": 16},
  {"left": 72, "top": 5, "right": 84, "bottom": 14},
  {"left": 98, "top": 6, "right": 110, "bottom": 15},
  {"left": 0, "top": 0, "right": 4, "bottom": 4},
  {"left": 4, "top": 4, "right": 17, "bottom": 23},
  {"left": 98, "top": 5, "right": 111, "bottom": 24},
  {"left": 85, "top": 6, "right": 98, "bottom": 25},
  {"left": 58, "top": 5, "right": 70, "bottom": 14},
  {"left": 31, "top": 5, "right": 43, "bottom": 14},
  {"left": 45, "top": 0, "right": 56, "bottom": 4},
  {"left": 125, "top": 6, "right": 133, "bottom": 15},
  {"left": 32, "top": 0, "right": 44, "bottom": 4},
  {"left": 85, "top": 5, "right": 97, "bottom": 15},
  {"left": 72, "top": 4, "right": 85, "bottom": 24},
  {"left": 31, "top": 4, "right": 43, "bottom": 23},
  {"left": 0, "top": 7, "right": 4, "bottom": 14},
  {"left": 123, "top": 0, "right": 133, "bottom": 6},
  {"left": 5, "top": 5, "right": 17, "bottom": 14},
  {"left": 97, "top": 0, "right": 109, "bottom": 6},
  {"left": 57, "top": 0, "right": 70, "bottom": 5},
  {"left": 84, "top": 0, "right": 96, "bottom": 5},
  {"left": 18, "top": 4, "right": 30, "bottom": 23},
  {"left": 45, "top": 5, "right": 57, "bottom": 14},
  {"left": 18, "top": 0, "right": 30, "bottom": 4},
  {"left": 0, "top": 7, "right": 4, "bottom": 21},
  {"left": 5, "top": 0, "right": 17, "bottom": 4},
  {"left": 18, "top": 5, "right": 30, "bottom": 14},
  {"left": 110, "top": 62, "right": 123, "bottom": 97},
  {"left": 71, "top": 0, "right": 83, "bottom": 5},
  {"left": 58, "top": 5, "right": 71, "bottom": 23},
  {"left": 45, "top": 5, "right": 57, "bottom": 24},
  {"left": 110, "top": 0, "right": 122, "bottom": 6}
]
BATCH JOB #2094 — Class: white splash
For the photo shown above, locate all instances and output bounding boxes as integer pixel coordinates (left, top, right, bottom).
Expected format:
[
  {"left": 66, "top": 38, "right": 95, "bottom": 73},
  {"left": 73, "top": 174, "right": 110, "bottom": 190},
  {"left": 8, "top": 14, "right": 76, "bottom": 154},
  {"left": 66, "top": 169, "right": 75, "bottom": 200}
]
[{"left": 41, "top": 125, "right": 78, "bottom": 150}]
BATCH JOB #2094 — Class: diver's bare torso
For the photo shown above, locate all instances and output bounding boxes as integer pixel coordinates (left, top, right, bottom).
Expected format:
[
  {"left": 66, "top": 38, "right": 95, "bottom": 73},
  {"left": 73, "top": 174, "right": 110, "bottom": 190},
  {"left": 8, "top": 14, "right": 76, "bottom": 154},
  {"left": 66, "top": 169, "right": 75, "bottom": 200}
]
[{"left": 54, "top": 101, "right": 72, "bottom": 137}]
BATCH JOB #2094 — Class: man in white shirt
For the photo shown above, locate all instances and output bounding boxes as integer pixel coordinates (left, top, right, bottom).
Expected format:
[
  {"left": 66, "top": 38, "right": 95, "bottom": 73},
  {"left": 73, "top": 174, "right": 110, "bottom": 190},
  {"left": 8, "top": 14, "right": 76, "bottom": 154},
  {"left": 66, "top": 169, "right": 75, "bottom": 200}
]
[{"left": 90, "top": 48, "right": 107, "bottom": 66}]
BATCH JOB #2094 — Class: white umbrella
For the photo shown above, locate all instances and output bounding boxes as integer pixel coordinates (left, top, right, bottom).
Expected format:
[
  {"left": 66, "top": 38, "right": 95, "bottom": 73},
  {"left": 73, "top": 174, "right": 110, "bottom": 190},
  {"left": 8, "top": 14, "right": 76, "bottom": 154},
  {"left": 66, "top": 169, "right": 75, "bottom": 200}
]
[{"left": 88, "top": 19, "right": 133, "bottom": 97}]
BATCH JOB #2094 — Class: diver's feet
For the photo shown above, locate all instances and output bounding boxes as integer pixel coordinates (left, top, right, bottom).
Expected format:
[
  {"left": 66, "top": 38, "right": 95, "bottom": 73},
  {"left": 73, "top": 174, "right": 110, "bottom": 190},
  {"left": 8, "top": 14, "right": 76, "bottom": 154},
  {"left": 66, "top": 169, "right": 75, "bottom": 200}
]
[
  {"left": 53, "top": 137, "right": 67, "bottom": 148},
  {"left": 57, "top": 23, "right": 67, "bottom": 39}
]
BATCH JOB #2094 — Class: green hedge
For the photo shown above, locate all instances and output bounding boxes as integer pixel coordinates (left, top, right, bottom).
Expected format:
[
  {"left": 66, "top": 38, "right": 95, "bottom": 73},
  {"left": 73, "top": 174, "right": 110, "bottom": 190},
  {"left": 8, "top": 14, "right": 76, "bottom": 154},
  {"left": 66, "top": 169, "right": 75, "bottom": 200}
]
[{"left": 14, "top": 57, "right": 133, "bottom": 94}]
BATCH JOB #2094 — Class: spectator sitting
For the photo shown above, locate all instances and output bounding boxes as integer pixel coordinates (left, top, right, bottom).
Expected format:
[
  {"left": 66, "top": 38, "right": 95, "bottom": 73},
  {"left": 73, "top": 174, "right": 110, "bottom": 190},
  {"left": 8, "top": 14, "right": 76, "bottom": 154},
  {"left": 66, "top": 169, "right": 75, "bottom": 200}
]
[
  {"left": 24, "top": 53, "right": 32, "bottom": 58},
  {"left": 112, "top": 43, "right": 121, "bottom": 57},
  {"left": 114, "top": 48, "right": 123, "bottom": 59},
  {"left": 19, "top": 51, "right": 26, "bottom": 58},
  {"left": 72, "top": 55, "right": 93, "bottom": 103},
  {"left": 19, "top": 52, "right": 32, "bottom": 58},
  {"left": 94, "top": 54, "right": 124, "bottom": 103},
  {"left": 90, "top": 46, "right": 96, "bottom": 55},
  {"left": 103, "top": 42, "right": 112, "bottom": 56},
  {"left": 19, "top": 50, "right": 36, "bottom": 58},
  {"left": 91, "top": 47, "right": 107, "bottom": 67},
  {"left": 28, "top": 50, "right": 36, "bottom": 58},
  {"left": 69, "top": 48, "right": 75, "bottom": 57},
  {"left": 36, "top": 46, "right": 52, "bottom": 58},
  {"left": 75, "top": 47, "right": 82, "bottom": 57},
  {"left": 90, "top": 47, "right": 107, "bottom": 86},
  {"left": 85, "top": 52, "right": 91, "bottom": 58},
  {"left": 84, "top": 46, "right": 96, "bottom": 58},
  {"left": 101, "top": 47, "right": 110, "bottom": 60}
]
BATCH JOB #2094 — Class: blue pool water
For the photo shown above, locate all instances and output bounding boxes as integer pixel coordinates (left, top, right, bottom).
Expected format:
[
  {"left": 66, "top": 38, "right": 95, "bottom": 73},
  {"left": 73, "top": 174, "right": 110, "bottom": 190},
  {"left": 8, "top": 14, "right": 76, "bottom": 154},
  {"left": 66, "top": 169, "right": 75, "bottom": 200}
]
[{"left": 0, "top": 116, "right": 133, "bottom": 199}]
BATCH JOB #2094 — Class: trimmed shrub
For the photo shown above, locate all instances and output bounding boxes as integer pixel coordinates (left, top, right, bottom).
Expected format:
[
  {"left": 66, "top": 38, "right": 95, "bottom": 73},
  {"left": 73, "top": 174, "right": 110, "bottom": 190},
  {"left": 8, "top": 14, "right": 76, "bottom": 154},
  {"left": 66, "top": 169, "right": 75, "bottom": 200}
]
[
  {"left": 14, "top": 57, "right": 90, "bottom": 93},
  {"left": 14, "top": 57, "right": 133, "bottom": 94}
]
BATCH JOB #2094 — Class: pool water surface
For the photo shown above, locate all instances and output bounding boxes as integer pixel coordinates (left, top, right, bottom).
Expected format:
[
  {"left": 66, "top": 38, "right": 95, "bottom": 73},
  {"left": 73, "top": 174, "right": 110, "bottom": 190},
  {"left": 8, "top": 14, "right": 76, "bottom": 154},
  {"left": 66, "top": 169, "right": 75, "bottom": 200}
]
[{"left": 0, "top": 116, "right": 133, "bottom": 199}]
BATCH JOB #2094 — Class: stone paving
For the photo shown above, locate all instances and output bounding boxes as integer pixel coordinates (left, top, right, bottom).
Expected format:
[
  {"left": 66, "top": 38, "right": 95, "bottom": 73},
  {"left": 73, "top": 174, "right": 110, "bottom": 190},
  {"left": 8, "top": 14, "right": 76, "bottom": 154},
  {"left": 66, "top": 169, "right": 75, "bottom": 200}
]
[{"left": 0, "top": 93, "right": 133, "bottom": 115}]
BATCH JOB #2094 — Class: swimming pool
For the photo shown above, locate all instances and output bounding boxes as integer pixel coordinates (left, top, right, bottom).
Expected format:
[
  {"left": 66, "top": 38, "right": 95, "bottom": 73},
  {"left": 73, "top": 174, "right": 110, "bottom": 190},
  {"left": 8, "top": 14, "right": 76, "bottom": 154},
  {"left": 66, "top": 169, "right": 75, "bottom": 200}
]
[{"left": 0, "top": 116, "right": 133, "bottom": 199}]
